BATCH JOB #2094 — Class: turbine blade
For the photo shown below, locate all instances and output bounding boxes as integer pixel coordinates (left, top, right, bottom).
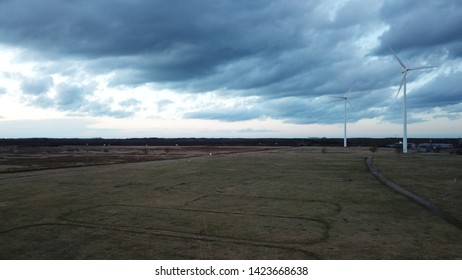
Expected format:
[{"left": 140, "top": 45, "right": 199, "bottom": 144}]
[
  {"left": 408, "top": 66, "right": 436, "bottom": 71},
  {"left": 388, "top": 47, "right": 406, "bottom": 69},
  {"left": 396, "top": 74, "right": 405, "bottom": 99},
  {"left": 347, "top": 99, "right": 355, "bottom": 112},
  {"left": 346, "top": 87, "right": 352, "bottom": 98}
]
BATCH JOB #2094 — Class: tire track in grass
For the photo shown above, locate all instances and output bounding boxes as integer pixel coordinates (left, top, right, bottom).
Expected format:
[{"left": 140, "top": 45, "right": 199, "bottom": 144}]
[{"left": 0, "top": 221, "right": 319, "bottom": 259}]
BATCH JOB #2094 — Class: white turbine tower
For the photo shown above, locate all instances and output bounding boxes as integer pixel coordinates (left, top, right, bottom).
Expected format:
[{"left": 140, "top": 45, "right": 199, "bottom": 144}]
[
  {"left": 332, "top": 88, "right": 354, "bottom": 148},
  {"left": 388, "top": 47, "right": 435, "bottom": 154}
]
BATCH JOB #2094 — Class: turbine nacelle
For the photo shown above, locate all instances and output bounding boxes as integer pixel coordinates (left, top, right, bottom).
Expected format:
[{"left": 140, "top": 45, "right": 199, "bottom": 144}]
[
  {"left": 331, "top": 88, "right": 353, "bottom": 104},
  {"left": 389, "top": 48, "right": 435, "bottom": 99}
]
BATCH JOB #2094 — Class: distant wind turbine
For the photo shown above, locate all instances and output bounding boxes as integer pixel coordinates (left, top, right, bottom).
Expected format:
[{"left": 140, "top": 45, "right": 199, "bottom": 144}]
[
  {"left": 388, "top": 47, "right": 435, "bottom": 154},
  {"left": 332, "top": 88, "right": 354, "bottom": 148}
]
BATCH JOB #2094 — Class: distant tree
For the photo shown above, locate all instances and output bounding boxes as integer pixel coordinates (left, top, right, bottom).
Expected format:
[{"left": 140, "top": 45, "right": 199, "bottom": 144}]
[
  {"left": 369, "top": 146, "right": 378, "bottom": 153},
  {"left": 321, "top": 147, "right": 327, "bottom": 153}
]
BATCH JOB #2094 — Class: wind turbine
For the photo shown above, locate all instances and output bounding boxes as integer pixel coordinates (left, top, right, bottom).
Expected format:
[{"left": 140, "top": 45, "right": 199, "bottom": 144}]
[
  {"left": 332, "top": 88, "right": 354, "bottom": 148},
  {"left": 388, "top": 47, "right": 435, "bottom": 154}
]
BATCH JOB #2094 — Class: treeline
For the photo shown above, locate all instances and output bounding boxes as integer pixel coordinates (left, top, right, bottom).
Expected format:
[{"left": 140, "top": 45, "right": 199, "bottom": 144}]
[{"left": 0, "top": 137, "right": 460, "bottom": 147}]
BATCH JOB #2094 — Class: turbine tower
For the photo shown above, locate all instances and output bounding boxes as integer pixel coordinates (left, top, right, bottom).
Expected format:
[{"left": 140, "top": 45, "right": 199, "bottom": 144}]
[
  {"left": 333, "top": 88, "right": 354, "bottom": 148},
  {"left": 388, "top": 47, "right": 435, "bottom": 154}
]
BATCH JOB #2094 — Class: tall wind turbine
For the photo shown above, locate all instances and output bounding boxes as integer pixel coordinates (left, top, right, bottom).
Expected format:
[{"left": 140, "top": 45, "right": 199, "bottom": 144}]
[
  {"left": 388, "top": 47, "right": 435, "bottom": 154},
  {"left": 332, "top": 88, "right": 354, "bottom": 148}
]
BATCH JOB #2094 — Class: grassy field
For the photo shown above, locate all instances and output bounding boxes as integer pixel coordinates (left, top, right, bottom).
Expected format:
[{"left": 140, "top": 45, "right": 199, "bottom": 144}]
[{"left": 0, "top": 146, "right": 461, "bottom": 259}]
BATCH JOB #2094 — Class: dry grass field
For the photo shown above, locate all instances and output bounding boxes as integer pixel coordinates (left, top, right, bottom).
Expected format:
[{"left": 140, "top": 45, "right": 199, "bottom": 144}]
[{"left": 0, "top": 146, "right": 461, "bottom": 259}]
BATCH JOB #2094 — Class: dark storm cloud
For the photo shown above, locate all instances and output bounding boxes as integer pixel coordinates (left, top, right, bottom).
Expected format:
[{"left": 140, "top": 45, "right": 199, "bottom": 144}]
[
  {"left": 23, "top": 81, "right": 134, "bottom": 118},
  {"left": 408, "top": 72, "right": 462, "bottom": 109},
  {"left": 376, "top": 0, "right": 462, "bottom": 57},
  {"left": 20, "top": 76, "right": 53, "bottom": 95},
  {"left": 0, "top": 0, "right": 369, "bottom": 91},
  {"left": 55, "top": 82, "right": 93, "bottom": 110},
  {"left": 184, "top": 95, "right": 368, "bottom": 125},
  {"left": 0, "top": 0, "right": 461, "bottom": 124},
  {"left": 82, "top": 102, "right": 133, "bottom": 118},
  {"left": 0, "top": 0, "right": 310, "bottom": 80}
]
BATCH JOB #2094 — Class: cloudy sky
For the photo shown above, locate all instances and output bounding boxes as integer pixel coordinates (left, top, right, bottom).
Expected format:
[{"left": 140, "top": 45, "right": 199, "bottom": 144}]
[{"left": 0, "top": 0, "right": 461, "bottom": 138}]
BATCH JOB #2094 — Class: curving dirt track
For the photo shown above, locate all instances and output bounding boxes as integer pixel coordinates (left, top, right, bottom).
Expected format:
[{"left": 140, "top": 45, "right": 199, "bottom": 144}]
[{"left": 366, "top": 156, "right": 462, "bottom": 230}]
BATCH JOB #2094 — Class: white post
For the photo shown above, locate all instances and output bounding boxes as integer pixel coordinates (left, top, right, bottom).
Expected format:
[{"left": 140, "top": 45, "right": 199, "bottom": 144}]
[
  {"left": 344, "top": 98, "right": 347, "bottom": 148},
  {"left": 403, "top": 74, "right": 408, "bottom": 154}
]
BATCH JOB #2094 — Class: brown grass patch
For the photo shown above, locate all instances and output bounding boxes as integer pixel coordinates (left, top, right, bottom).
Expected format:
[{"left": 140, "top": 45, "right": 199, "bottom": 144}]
[{"left": 0, "top": 146, "right": 461, "bottom": 259}]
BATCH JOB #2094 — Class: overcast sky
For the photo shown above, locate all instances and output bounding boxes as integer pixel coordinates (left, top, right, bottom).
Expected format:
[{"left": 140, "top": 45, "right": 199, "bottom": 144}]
[{"left": 0, "top": 0, "right": 461, "bottom": 138}]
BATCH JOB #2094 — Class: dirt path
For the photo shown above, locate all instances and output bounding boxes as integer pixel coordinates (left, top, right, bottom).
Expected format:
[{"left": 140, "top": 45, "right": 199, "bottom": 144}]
[{"left": 365, "top": 156, "right": 462, "bottom": 230}]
